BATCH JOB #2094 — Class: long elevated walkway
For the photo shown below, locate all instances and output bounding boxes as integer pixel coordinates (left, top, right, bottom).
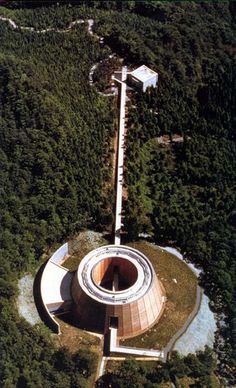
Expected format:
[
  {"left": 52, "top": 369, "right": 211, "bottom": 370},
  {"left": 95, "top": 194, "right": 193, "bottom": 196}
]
[{"left": 114, "top": 67, "right": 127, "bottom": 245}]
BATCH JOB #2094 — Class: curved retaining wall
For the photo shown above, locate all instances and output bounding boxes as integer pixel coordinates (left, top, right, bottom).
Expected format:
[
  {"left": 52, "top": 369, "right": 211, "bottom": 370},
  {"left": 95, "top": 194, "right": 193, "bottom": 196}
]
[
  {"left": 40, "top": 243, "right": 69, "bottom": 334},
  {"left": 50, "top": 243, "right": 68, "bottom": 265}
]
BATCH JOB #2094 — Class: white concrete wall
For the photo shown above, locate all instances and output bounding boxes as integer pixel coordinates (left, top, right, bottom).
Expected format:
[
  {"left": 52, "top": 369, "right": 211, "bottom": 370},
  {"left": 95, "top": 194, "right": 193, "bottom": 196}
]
[
  {"left": 41, "top": 262, "right": 73, "bottom": 305},
  {"left": 143, "top": 74, "right": 158, "bottom": 92},
  {"left": 50, "top": 243, "right": 68, "bottom": 264},
  {"left": 109, "top": 328, "right": 164, "bottom": 359},
  {"left": 39, "top": 242, "right": 69, "bottom": 334}
]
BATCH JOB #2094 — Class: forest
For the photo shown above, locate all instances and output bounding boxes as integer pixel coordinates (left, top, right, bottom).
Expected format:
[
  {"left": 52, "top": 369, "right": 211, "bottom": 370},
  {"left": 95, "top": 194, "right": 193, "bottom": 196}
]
[
  {"left": 0, "top": 2, "right": 115, "bottom": 386},
  {"left": 97, "top": 349, "right": 218, "bottom": 387},
  {"left": 0, "top": 1, "right": 235, "bottom": 387},
  {"left": 117, "top": 2, "right": 236, "bottom": 384}
]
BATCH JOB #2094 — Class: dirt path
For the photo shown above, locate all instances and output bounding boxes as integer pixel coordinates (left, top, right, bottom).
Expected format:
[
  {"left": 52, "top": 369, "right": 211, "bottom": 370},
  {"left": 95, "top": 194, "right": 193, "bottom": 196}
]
[
  {"left": 0, "top": 15, "right": 94, "bottom": 34},
  {"left": 0, "top": 14, "right": 117, "bottom": 97}
]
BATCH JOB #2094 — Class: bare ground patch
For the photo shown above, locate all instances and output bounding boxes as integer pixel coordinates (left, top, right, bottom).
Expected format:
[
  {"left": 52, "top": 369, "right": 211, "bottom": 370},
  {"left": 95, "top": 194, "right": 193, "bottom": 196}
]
[
  {"left": 63, "top": 230, "right": 108, "bottom": 271},
  {"left": 54, "top": 315, "right": 102, "bottom": 354},
  {"left": 17, "top": 274, "right": 41, "bottom": 325}
]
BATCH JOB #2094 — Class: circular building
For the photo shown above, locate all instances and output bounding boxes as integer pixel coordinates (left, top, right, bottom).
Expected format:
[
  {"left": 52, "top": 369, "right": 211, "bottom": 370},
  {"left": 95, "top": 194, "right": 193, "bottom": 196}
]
[{"left": 72, "top": 245, "right": 165, "bottom": 338}]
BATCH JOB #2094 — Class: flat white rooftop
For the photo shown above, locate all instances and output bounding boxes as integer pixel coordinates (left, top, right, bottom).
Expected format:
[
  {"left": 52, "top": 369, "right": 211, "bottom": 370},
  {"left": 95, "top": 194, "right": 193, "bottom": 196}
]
[
  {"left": 41, "top": 261, "right": 73, "bottom": 305},
  {"left": 130, "top": 65, "right": 158, "bottom": 82}
]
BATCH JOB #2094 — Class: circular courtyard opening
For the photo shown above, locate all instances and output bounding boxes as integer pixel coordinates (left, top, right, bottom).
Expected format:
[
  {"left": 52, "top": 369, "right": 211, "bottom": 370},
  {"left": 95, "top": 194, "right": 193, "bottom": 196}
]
[{"left": 92, "top": 257, "right": 138, "bottom": 292}]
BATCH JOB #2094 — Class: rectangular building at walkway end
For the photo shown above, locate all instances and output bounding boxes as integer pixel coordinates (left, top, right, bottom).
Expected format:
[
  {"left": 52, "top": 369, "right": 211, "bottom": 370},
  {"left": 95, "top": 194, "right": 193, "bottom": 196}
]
[{"left": 127, "top": 65, "right": 158, "bottom": 92}]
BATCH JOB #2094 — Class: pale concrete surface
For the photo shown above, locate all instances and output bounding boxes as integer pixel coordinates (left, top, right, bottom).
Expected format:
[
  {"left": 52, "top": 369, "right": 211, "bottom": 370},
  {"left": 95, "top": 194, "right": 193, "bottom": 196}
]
[
  {"left": 41, "top": 261, "right": 73, "bottom": 306},
  {"left": 50, "top": 242, "right": 68, "bottom": 265},
  {"left": 115, "top": 67, "right": 127, "bottom": 244},
  {"left": 109, "top": 328, "right": 164, "bottom": 359},
  {"left": 128, "top": 65, "right": 158, "bottom": 92},
  {"left": 76, "top": 245, "right": 152, "bottom": 305},
  {"left": 174, "top": 293, "right": 217, "bottom": 355},
  {"left": 37, "top": 242, "right": 71, "bottom": 333},
  {"left": 130, "top": 65, "right": 157, "bottom": 83},
  {"left": 77, "top": 245, "right": 153, "bottom": 305},
  {"left": 97, "top": 356, "right": 107, "bottom": 378}
]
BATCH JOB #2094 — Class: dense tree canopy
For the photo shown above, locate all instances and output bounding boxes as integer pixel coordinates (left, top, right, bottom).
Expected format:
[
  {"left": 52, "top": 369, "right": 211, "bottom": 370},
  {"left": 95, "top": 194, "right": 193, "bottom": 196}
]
[
  {"left": 0, "top": 3, "right": 114, "bottom": 386},
  {"left": 109, "top": 2, "right": 235, "bottom": 383},
  {"left": 97, "top": 349, "right": 217, "bottom": 388}
]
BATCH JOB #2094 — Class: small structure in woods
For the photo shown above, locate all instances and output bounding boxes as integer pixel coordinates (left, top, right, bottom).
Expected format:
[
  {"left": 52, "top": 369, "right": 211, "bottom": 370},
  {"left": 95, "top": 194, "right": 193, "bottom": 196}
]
[{"left": 127, "top": 65, "right": 158, "bottom": 92}]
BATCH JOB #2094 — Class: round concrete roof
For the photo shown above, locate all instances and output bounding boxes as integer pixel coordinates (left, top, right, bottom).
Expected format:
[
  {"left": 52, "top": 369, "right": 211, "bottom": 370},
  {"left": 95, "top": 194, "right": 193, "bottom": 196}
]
[{"left": 76, "top": 245, "right": 153, "bottom": 305}]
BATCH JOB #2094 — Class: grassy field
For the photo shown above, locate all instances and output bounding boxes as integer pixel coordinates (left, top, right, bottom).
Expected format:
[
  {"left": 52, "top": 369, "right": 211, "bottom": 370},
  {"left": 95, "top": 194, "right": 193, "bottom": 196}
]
[
  {"left": 55, "top": 316, "right": 101, "bottom": 353},
  {"left": 121, "top": 241, "right": 198, "bottom": 349}
]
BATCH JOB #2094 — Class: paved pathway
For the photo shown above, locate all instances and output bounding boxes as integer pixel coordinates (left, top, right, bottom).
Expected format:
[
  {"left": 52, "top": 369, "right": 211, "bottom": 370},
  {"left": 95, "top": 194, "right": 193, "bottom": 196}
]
[
  {"left": 109, "top": 327, "right": 164, "bottom": 359},
  {"left": 97, "top": 356, "right": 107, "bottom": 379},
  {"left": 114, "top": 67, "right": 127, "bottom": 245}
]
